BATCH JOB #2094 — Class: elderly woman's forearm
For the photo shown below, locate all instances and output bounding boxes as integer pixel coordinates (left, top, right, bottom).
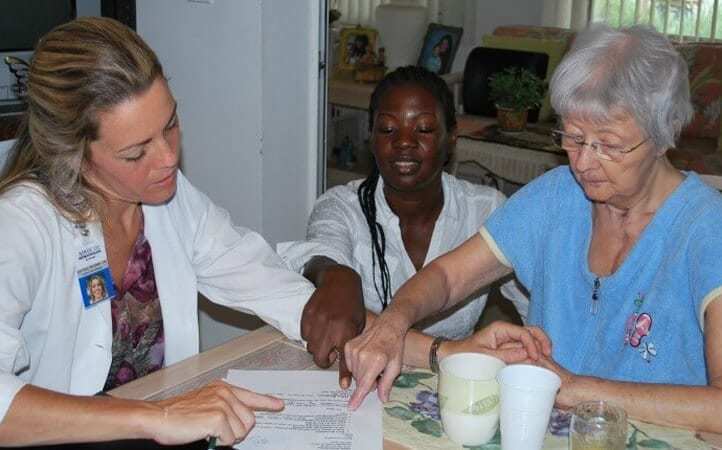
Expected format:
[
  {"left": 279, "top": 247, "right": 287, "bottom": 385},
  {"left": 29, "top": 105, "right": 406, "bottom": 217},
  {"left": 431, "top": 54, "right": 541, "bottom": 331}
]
[
  {"left": 383, "top": 262, "right": 452, "bottom": 329},
  {"left": 383, "top": 235, "right": 512, "bottom": 328},
  {"left": 444, "top": 233, "right": 512, "bottom": 304},
  {"left": 569, "top": 377, "right": 722, "bottom": 433}
]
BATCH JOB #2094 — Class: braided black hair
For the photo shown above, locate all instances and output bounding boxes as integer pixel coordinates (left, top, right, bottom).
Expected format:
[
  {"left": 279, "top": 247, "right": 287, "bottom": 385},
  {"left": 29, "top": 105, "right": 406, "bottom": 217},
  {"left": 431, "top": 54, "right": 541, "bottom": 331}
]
[{"left": 358, "top": 65, "right": 456, "bottom": 309}]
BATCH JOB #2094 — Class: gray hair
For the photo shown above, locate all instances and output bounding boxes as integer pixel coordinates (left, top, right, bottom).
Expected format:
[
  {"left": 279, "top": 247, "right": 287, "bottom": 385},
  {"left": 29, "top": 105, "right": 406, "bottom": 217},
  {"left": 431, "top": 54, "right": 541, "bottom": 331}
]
[{"left": 550, "top": 24, "right": 694, "bottom": 151}]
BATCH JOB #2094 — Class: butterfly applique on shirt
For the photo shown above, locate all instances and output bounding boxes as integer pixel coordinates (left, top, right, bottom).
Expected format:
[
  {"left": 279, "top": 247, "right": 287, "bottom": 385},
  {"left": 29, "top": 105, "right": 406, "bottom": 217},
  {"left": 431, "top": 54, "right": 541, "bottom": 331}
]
[
  {"left": 624, "top": 293, "right": 657, "bottom": 363},
  {"left": 625, "top": 312, "right": 652, "bottom": 347},
  {"left": 638, "top": 342, "right": 657, "bottom": 362}
]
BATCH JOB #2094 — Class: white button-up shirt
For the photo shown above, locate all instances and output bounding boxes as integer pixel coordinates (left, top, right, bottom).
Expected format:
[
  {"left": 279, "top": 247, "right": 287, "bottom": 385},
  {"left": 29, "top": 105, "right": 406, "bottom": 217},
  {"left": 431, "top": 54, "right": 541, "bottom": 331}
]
[{"left": 279, "top": 173, "right": 528, "bottom": 340}]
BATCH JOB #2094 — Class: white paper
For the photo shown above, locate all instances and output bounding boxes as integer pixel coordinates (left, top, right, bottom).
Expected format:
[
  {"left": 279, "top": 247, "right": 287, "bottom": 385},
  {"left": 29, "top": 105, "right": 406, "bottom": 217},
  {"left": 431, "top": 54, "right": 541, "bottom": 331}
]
[{"left": 226, "top": 370, "right": 382, "bottom": 450}]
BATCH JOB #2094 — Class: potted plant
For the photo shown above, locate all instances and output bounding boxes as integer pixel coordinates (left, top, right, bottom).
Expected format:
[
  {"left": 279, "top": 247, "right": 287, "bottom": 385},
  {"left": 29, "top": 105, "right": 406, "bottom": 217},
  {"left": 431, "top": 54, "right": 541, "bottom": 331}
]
[{"left": 488, "top": 67, "right": 545, "bottom": 132}]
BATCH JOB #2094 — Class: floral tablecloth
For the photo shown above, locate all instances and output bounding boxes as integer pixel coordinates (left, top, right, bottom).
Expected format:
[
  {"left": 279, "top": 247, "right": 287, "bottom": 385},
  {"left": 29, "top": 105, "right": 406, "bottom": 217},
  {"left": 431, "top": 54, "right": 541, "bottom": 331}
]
[{"left": 384, "top": 369, "right": 712, "bottom": 450}]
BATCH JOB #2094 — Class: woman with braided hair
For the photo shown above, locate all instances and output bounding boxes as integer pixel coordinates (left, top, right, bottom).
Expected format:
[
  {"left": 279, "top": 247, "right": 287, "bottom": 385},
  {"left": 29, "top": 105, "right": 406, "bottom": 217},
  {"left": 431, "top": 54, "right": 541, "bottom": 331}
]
[{"left": 280, "top": 66, "right": 530, "bottom": 386}]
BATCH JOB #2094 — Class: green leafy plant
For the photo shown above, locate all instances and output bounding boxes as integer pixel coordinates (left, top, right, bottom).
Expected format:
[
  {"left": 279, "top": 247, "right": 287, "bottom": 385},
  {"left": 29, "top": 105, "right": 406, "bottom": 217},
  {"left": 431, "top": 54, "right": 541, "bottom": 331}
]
[{"left": 488, "top": 67, "right": 545, "bottom": 111}]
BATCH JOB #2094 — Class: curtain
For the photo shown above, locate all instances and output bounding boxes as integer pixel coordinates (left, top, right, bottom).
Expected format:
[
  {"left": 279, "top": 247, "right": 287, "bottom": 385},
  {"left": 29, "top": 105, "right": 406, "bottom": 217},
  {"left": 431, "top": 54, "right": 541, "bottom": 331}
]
[
  {"left": 542, "top": 0, "right": 591, "bottom": 29},
  {"left": 331, "top": 0, "right": 440, "bottom": 26}
]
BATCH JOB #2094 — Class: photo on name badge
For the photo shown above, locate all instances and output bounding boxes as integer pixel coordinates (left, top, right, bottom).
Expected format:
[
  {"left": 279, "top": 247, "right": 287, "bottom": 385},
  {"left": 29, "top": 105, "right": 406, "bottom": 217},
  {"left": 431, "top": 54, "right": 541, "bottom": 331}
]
[{"left": 79, "top": 268, "right": 115, "bottom": 306}]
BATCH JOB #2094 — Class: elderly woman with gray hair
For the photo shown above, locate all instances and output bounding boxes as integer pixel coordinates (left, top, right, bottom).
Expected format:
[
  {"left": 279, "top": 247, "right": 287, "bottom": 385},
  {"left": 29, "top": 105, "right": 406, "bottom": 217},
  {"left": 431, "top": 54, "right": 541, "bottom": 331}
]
[{"left": 342, "top": 24, "right": 722, "bottom": 432}]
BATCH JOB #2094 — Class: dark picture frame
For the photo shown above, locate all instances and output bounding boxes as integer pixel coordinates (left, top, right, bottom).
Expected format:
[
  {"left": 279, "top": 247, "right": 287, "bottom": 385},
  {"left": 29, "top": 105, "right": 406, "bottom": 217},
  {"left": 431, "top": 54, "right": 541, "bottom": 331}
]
[{"left": 417, "top": 23, "right": 463, "bottom": 75}]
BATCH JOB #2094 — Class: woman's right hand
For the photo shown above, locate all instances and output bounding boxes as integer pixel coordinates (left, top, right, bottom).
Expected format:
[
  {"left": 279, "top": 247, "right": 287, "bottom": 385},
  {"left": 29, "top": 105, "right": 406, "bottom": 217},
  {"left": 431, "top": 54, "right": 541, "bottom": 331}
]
[
  {"left": 344, "top": 312, "right": 410, "bottom": 410},
  {"left": 148, "top": 380, "right": 284, "bottom": 447}
]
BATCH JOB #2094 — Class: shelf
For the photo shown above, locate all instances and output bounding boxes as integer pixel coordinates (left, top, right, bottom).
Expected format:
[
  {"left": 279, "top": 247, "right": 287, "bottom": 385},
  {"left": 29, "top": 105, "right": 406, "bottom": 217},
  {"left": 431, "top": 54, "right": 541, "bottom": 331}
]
[
  {"left": 328, "top": 71, "right": 376, "bottom": 110},
  {"left": 326, "top": 149, "right": 374, "bottom": 189},
  {"left": 328, "top": 71, "right": 463, "bottom": 110}
]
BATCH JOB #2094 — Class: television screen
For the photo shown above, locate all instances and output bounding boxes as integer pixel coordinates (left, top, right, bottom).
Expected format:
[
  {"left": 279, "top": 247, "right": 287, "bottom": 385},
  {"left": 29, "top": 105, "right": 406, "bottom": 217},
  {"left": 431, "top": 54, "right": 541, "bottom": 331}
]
[{"left": 0, "top": 1, "right": 76, "bottom": 52}]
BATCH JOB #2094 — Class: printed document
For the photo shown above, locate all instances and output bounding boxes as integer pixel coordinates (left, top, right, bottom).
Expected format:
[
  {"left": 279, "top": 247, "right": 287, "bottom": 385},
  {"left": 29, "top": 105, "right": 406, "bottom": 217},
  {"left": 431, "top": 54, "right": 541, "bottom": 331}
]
[{"left": 226, "top": 369, "right": 382, "bottom": 450}]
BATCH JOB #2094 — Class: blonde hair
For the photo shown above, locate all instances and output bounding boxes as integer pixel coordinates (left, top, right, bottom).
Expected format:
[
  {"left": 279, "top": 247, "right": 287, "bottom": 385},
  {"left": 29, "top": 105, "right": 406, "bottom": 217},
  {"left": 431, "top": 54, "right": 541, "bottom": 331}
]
[{"left": 0, "top": 17, "right": 164, "bottom": 221}]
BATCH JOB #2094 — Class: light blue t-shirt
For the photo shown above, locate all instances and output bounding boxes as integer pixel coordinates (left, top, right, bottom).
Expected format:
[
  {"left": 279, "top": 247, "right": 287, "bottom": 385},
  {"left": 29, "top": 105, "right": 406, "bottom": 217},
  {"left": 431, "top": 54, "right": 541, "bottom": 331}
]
[{"left": 483, "top": 166, "right": 722, "bottom": 386}]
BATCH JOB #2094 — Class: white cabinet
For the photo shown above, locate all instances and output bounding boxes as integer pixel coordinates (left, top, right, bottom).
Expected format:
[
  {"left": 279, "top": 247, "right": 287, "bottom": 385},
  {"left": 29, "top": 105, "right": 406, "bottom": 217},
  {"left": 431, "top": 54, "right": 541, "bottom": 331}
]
[{"left": 452, "top": 136, "right": 568, "bottom": 194}]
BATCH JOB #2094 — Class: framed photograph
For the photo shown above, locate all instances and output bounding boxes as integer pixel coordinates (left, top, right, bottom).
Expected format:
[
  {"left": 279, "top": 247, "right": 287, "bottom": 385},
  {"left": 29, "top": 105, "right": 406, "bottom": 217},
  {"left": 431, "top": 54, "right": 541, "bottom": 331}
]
[
  {"left": 338, "top": 26, "right": 378, "bottom": 71},
  {"left": 417, "top": 23, "right": 463, "bottom": 75}
]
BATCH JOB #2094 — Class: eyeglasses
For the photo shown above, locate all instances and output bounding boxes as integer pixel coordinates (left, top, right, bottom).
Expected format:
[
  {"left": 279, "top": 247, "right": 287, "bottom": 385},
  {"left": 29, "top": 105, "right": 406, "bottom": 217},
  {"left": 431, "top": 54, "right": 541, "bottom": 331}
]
[{"left": 551, "top": 129, "right": 648, "bottom": 162}]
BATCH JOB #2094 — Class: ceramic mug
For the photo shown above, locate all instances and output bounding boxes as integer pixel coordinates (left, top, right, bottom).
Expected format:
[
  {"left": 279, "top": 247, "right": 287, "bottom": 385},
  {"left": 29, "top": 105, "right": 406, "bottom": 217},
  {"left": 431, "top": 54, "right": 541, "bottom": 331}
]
[{"left": 438, "top": 352, "right": 506, "bottom": 446}]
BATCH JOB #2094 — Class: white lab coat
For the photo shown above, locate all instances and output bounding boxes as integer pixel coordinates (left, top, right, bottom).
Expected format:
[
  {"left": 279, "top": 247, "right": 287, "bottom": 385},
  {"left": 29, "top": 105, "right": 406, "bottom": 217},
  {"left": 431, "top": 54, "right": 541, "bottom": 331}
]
[{"left": 0, "top": 172, "right": 312, "bottom": 422}]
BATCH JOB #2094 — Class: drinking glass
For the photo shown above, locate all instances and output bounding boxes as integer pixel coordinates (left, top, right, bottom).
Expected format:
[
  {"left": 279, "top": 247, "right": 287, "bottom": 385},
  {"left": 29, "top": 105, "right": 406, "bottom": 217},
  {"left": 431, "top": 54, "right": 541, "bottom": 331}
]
[{"left": 569, "top": 401, "right": 627, "bottom": 450}]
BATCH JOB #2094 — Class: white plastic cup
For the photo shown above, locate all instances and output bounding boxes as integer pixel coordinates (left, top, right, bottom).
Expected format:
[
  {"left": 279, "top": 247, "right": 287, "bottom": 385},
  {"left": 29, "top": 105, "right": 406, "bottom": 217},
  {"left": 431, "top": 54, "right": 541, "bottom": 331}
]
[
  {"left": 496, "top": 364, "right": 562, "bottom": 450},
  {"left": 438, "top": 353, "right": 506, "bottom": 446}
]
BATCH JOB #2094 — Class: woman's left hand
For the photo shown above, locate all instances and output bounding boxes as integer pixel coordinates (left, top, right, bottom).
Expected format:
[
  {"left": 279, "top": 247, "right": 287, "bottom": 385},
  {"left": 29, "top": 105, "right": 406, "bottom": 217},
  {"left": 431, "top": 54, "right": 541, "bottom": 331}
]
[
  {"left": 439, "top": 322, "right": 551, "bottom": 364},
  {"left": 536, "top": 357, "right": 580, "bottom": 409},
  {"left": 443, "top": 321, "right": 552, "bottom": 364}
]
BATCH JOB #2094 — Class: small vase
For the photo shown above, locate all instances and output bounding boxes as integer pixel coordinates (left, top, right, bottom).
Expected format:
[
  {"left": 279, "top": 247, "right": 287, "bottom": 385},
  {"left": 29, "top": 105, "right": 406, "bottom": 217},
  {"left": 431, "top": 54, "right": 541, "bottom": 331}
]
[
  {"left": 496, "top": 106, "right": 528, "bottom": 132},
  {"left": 375, "top": 3, "right": 428, "bottom": 70}
]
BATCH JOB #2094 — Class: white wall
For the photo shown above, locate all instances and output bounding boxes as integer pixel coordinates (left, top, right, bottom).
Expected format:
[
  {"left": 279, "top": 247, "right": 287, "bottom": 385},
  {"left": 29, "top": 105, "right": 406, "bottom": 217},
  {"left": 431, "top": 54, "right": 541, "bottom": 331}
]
[
  {"left": 451, "top": 0, "right": 544, "bottom": 73},
  {"left": 438, "top": 0, "right": 465, "bottom": 28},
  {"left": 138, "top": 1, "right": 265, "bottom": 231},
  {"left": 261, "top": 1, "right": 320, "bottom": 245},
  {"left": 136, "top": 0, "right": 319, "bottom": 350}
]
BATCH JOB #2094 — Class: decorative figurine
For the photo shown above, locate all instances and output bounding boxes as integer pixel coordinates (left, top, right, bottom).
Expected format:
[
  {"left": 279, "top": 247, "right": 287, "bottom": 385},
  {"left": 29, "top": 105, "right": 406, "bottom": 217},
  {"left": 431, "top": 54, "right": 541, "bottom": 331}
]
[{"left": 336, "top": 136, "right": 356, "bottom": 169}]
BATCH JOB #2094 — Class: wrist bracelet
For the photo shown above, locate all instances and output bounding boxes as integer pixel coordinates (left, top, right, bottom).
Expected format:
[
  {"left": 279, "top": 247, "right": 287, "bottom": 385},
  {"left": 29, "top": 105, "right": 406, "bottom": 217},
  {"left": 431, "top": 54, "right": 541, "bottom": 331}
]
[{"left": 429, "top": 336, "right": 447, "bottom": 374}]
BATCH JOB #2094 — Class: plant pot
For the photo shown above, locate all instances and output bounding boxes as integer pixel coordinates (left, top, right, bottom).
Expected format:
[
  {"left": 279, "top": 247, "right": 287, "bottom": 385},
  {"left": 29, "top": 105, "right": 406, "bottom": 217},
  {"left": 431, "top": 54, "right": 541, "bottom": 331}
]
[{"left": 495, "top": 106, "right": 528, "bottom": 132}]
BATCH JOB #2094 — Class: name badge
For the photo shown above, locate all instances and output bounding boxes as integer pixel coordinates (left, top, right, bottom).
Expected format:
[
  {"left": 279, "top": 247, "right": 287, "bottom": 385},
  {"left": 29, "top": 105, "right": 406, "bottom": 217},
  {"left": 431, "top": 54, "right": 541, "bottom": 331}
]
[{"left": 74, "top": 222, "right": 117, "bottom": 308}]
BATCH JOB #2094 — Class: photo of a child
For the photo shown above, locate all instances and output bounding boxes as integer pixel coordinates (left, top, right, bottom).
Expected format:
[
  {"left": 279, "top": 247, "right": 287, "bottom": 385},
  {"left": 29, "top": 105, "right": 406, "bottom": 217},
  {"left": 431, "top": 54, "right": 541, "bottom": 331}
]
[
  {"left": 338, "top": 27, "right": 378, "bottom": 71},
  {"left": 417, "top": 24, "right": 462, "bottom": 75},
  {"left": 346, "top": 34, "right": 369, "bottom": 66},
  {"left": 422, "top": 34, "right": 452, "bottom": 74}
]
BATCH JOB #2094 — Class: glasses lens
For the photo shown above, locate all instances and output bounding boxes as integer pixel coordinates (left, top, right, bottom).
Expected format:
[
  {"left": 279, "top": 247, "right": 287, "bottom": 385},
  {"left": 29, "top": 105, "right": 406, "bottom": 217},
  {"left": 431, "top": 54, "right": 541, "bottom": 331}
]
[
  {"left": 594, "top": 143, "right": 623, "bottom": 161},
  {"left": 552, "top": 132, "right": 582, "bottom": 152}
]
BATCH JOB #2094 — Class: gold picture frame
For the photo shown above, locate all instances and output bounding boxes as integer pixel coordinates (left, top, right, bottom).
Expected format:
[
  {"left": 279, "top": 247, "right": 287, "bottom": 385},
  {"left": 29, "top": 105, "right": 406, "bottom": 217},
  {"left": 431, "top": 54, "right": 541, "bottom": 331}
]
[{"left": 338, "top": 26, "right": 378, "bottom": 71}]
